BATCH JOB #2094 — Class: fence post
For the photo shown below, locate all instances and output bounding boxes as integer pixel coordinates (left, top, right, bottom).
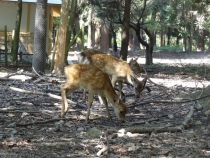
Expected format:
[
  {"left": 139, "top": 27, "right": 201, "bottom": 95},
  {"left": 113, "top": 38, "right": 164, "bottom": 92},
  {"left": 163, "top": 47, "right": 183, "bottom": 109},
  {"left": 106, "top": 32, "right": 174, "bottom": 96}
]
[{"left": 4, "top": 26, "right": 8, "bottom": 66}]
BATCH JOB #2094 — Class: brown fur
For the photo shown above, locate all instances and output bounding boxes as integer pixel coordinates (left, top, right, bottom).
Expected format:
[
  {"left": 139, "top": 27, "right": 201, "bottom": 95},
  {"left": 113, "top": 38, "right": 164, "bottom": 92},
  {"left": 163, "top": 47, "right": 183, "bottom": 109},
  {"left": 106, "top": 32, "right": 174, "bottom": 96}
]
[
  {"left": 78, "top": 49, "right": 147, "bottom": 98},
  {"left": 128, "top": 57, "right": 144, "bottom": 74},
  {"left": 60, "top": 64, "right": 127, "bottom": 123}
]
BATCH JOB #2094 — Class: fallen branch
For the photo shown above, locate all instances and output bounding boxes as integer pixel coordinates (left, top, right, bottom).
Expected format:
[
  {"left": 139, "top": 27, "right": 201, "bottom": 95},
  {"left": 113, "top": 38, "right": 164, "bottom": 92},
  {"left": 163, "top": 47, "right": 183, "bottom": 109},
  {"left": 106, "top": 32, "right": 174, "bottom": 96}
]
[
  {"left": 33, "top": 76, "right": 63, "bottom": 84},
  {"left": 182, "top": 105, "right": 195, "bottom": 126},
  {"left": 124, "top": 125, "right": 182, "bottom": 134},
  {"left": 108, "top": 125, "right": 182, "bottom": 137},
  {"left": 123, "top": 118, "right": 159, "bottom": 126},
  {"left": 5, "top": 72, "right": 37, "bottom": 79},
  {"left": 8, "top": 86, "right": 76, "bottom": 105},
  {"left": 0, "top": 109, "right": 81, "bottom": 114},
  {"left": 129, "top": 94, "right": 210, "bottom": 108},
  {"left": 0, "top": 77, "right": 19, "bottom": 81},
  {"left": 96, "top": 145, "right": 108, "bottom": 156}
]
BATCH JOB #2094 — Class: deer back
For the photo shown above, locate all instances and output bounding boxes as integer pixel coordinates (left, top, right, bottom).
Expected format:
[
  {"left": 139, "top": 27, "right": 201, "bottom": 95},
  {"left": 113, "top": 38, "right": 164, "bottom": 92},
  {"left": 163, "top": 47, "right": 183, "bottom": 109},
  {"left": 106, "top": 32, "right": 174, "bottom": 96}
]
[{"left": 78, "top": 51, "right": 135, "bottom": 85}]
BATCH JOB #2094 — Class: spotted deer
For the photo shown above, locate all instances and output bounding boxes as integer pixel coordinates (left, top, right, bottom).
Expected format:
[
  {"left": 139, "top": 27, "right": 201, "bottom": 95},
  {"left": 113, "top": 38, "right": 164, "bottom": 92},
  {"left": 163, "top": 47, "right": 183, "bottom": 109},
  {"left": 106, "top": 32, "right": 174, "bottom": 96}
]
[
  {"left": 128, "top": 57, "right": 144, "bottom": 74},
  {"left": 60, "top": 64, "right": 127, "bottom": 123},
  {"left": 78, "top": 49, "right": 147, "bottom": 99}
]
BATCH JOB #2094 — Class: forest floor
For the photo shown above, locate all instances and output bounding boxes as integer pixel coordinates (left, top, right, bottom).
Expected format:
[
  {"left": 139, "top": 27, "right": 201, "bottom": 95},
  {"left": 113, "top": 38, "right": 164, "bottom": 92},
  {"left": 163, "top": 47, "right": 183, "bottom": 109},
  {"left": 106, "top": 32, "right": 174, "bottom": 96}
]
[{"left": 0, "top": 50, "right": 210, "bottom": 157}]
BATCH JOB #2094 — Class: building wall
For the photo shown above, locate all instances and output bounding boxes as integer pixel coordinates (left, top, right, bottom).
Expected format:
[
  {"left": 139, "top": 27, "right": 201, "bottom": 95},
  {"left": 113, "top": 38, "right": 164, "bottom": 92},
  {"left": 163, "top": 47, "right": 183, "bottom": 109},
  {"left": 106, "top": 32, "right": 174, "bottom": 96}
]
[
  {"left": 0, "top": 2, "right": 36, "bottom": 32},
  {"left": 0, "top": 2, "right": 59, "bottom": 54}
]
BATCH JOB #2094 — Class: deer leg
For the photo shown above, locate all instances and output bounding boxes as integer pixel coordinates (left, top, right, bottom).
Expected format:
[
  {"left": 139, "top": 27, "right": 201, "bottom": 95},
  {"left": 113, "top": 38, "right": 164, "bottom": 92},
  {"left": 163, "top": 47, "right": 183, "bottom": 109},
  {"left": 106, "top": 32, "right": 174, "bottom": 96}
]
[
  {"left": 82, "top": 90, "right": 86, "bottom": 100},
  {"left": 100, "top": 96, "right": 111, "bottom": 120},
  {"left": 97, "top": 95, "right": 104, "bottom": 105},
  {"left": 60, "top": 84, "right": 68, "bottom": 118},
  {"left": 111, "top": 77, "right": 118, "bottom": 88},
  {"left": 86, "top": 92, "right": 94, "bottom": 123},
  {"left": 60, "top": 83, "right": 77, "bottom": 118},
  {"left": 118, "top": 81, "right": 123, "bottom": 99}
]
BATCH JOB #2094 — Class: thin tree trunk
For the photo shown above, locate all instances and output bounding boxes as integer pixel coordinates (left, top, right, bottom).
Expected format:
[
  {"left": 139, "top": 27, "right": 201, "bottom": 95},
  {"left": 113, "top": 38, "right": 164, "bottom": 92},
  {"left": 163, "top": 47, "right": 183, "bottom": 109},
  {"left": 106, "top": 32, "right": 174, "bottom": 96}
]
[
  {"left": 94, "top": 20, "right": 100, "bottom": 48},
  {"left": 160, "top": 29, "right": 165, "bottom": 46},
  {"left": 100, "top": 25, "right": 109, "bottom": 52},
  {"left": 13, "top": 0, "right": 22, "bottom": 66},
  {"left": 120, "top": 0, "right": 131, "bottom": 61},
  {"left": 133, "top": 34, "right": 140, "bottom": 50},
  {"left": 65, "top": 0, "right": 77, "bottom": 56},
  {"left": 74, "top": 15, "right": 82, "bottom": 51},
  {"left": 128, "top": 32, "right": 134, "bottom": 50},
  {"left": 197, "top": 28, "right": 204, "bottom": 51},
  {"left": 4, "top": 26, "right": 8, "bottom": 66},
  {"left": 53, "top": 0, "right": 70, "bottom": 76},
  {"left": 87, "top": 6, "right": 92, "bottom": 48},
  {"left": 189, "top": 15, "right": 193, "bottom": 52},
  {"left": 91, "top": 21, "right": 95, "bottom": 47}
]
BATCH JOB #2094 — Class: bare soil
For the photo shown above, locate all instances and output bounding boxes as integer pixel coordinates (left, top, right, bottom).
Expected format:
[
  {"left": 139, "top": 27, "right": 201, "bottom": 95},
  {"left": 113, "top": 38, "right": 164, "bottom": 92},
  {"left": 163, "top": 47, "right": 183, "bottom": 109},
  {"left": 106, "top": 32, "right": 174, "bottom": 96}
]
[{"left": 0, "top": 50, "right": 210, "bottom": 158}]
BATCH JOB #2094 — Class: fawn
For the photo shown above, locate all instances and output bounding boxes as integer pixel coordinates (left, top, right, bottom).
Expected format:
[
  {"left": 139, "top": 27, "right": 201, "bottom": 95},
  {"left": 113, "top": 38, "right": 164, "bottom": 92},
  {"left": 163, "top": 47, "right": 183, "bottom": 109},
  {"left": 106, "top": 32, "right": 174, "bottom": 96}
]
[
  {"left": 128, "top": 57, "right": 144, "bottom": 74},
  {"left": 78, "top": 49, "right": 147, "bottom": 99},
  {"left": 60, "top": 64, "right": 127, "bottom": 123}
]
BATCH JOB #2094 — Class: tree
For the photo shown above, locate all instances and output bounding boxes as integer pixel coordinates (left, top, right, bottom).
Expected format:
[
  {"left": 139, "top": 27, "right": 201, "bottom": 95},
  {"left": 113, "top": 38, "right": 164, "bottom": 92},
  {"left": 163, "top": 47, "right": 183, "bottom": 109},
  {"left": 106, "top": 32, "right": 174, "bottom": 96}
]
[
  {"left": 11, "top": 0, "right": 22, "bottom": 66},
  {"left": 100, "top": 24, "right": 109, "bottom": 52},
  {"left": 65, "top": 0, "right": 77, "bottom": 56},
  {"left": 120, "top": 0, "right": 131, "bottom": 61},
  {"left": 32, "top": 0, "right": 47, "bottom": 75},
  {"left": 53, "top": 0, "right": 70, "bottom": 76}
]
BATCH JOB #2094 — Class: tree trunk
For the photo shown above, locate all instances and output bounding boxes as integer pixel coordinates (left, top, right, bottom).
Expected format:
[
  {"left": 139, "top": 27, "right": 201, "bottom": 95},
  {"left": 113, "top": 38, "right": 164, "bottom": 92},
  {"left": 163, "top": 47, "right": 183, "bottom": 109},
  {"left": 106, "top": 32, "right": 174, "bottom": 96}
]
[
  {"left": 4, "top": 26, "right": 8, "bottom": 66},
  {"left": 91, "top": 21, "right": 95, "bottom": 47},
  {"left": 128, "top": 32, "right": 134, "bottom": 50},
  {"left": 100, "top": 25, "right": 109, "bottom": 52},
  {"left": 12, "top": 0, "right": 22, "bottom": 66},
  {"left": 113, "top": 31, "right": 117, "bottom": 52},
  {"left": 120, "top": 0, "right": 131, "bottom": 61},
  {"left": 109, "top": 30, "right": 112, "bottom": 49},
  {"left": 94, "top": 20, "right": 100, "bottom": 48},
  {"left": 189, "top": 16, "right": 193, "bottom": 52},
  {"left": 87, "top": 5, "right": 92, "bottom": 48},
  {"left": 144, "top": 27, "right": 154, "bottom": 65},
  {"left": 133, "top": 34, "right": 140, "bottom": 49},
  {"left": 197, "top": 28, "right": 204, "bottom": 51},
  {"left": 32, "top": 0, "right": 47, "bottom": 75},
  {"left": 134, "top": 22, "right": 153, "bottom": 65},
  {"left": 74, "top": 15, "right": 82, "bottom": 51},
  {"left": 65, "top": 0, "right": 77, "bottom": 56},
  {"left": 53, "top": 0, "right": 70, "bottom": 76},
  {"left": 160, "top": 29, "right": 165, "bottom": 46}
]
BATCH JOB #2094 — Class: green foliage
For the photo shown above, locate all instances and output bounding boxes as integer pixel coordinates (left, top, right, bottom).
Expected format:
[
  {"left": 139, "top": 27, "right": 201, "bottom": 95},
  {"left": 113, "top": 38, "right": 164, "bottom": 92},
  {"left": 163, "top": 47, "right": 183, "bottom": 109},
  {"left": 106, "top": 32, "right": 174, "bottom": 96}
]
[
  {"left": 154, "top": 46, "right": 182, "bottom": 51},
  {"left": 53, "top": 17, "right": 60, "bottom": 30}
]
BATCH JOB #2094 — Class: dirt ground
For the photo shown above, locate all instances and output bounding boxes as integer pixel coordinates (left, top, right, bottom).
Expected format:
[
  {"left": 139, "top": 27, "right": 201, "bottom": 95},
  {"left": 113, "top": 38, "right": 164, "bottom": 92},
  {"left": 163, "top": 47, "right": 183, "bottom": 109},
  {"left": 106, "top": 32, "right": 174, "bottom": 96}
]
[{"left": 0, "top": 50, "right": 210, "bottom": 158}]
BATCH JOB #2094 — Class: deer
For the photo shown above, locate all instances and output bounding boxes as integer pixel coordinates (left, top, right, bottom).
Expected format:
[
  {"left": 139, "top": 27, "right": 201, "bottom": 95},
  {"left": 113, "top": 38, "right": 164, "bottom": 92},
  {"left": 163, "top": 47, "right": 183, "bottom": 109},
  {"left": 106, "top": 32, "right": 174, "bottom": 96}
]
[
  {"left": 60, "top": 64, "right": 127, "bottom": 123},
  {"left": 128, "top": 57, "right": 144, "bottom": 74},
  {"left": 78, "top": 49, "right": 147, "bottom": 100}
]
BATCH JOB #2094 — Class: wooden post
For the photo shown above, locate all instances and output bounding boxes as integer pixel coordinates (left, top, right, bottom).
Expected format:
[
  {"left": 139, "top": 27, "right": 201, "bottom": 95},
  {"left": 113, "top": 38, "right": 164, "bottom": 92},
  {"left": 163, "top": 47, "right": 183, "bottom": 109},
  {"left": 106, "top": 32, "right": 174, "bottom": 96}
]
[
  {"left": 4, "top": 26, "right": 8, "bottom": 67},
  {"left": 81, "top": 24, "right": 84, "bottom": 51}
]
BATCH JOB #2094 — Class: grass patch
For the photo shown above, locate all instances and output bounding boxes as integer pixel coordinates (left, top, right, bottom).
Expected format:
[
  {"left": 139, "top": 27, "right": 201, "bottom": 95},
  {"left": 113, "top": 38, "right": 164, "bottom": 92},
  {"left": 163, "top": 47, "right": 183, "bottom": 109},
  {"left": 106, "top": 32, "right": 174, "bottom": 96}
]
[{"left": 154, "top": 46, "right": 182, "bottom": 51}]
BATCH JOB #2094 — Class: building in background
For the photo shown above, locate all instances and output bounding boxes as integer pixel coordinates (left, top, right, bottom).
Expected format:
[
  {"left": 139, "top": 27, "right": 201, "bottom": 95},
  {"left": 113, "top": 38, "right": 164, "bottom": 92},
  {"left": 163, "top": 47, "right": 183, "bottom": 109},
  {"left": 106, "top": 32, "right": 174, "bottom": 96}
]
[{"left": 0, "top": 0, "right": 61, "bottom": 54}]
